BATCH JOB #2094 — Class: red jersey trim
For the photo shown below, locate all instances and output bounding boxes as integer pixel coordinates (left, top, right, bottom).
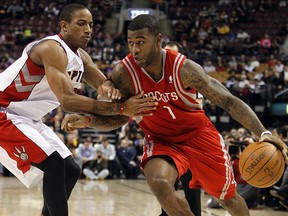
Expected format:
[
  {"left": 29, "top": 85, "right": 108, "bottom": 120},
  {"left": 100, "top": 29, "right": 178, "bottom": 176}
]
[{"left": 58, "top": 34, "right": 63, "bottom": 40}]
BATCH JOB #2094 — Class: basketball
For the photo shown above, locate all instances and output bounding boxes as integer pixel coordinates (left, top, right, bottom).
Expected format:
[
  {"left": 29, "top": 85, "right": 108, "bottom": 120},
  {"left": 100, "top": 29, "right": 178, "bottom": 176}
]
[{"left": 239, "top": 142, "right": 285, "bottom": 188}]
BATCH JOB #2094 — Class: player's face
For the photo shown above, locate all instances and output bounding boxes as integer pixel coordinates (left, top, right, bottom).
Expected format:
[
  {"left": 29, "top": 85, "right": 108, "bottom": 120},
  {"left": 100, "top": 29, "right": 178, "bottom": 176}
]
[
  {"left": 62, "top": 9, "right": 93, "bottom": 51},
  {"left": 127, "top": 28, "right": 160, "bottom": 68}
]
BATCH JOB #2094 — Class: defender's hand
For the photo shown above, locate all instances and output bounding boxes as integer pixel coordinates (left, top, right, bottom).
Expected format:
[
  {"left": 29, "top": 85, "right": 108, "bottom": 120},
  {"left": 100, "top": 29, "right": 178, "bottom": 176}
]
[
  {"left": 123, "top": 91, "right": 158, "bottom": 117},
  {"left": 61, "top": 114, "right": 90, "bottom": 131},
  {"left": 97, "top": 80, "right": 121, "bottom": 100},
  {"left": 259, "top": 134, "right": 288, "bottom": 163}
]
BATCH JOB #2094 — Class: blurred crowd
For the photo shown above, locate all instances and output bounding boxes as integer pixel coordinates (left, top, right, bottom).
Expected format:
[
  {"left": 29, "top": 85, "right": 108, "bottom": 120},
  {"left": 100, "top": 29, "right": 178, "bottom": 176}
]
[{"left": 0, "top": 0, "right": 288, "bottom": 212}]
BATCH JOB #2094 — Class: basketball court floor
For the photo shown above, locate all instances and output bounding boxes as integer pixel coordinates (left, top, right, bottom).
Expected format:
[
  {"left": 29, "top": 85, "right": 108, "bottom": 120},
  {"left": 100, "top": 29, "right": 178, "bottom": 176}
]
[{"left": 0, "top": 176, "right": 287, "bottom": 216}]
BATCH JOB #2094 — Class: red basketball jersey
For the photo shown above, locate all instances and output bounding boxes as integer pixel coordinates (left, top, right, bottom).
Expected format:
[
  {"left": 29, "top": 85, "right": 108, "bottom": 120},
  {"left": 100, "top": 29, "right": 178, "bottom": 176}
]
[{"left": 121, "top": 49, "right": 210, "bottom": 143}]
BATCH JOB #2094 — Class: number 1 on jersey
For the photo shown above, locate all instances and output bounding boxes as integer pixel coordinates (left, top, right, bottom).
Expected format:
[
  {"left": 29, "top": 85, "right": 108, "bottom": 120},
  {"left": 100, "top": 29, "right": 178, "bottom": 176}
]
[{"left": 163, "top": 106, "right": 176, "bottom": 119}]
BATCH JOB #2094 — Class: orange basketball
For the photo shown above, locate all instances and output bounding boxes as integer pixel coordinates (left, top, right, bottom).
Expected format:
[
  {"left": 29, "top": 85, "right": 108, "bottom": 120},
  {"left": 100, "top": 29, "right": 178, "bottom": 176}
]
[{"left": 239, "top": 142, "right": 285, "bottom": 188}]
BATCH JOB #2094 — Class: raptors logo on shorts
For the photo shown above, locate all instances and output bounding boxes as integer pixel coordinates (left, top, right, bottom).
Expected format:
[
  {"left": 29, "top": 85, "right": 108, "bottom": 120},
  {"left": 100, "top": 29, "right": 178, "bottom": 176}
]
[{"left": 13, "top": 146, "right": 29, "bottom": 161}]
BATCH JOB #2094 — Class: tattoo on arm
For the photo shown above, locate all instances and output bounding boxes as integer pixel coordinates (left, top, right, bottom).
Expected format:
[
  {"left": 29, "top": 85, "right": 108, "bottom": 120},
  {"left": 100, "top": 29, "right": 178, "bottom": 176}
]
[
  {"left": 90, "top": 115, "right": 129, "bottom": 131},
  {"left": 112, "top": 64, "right": 134, "bottom": 101},
  {"left": 89, "top": 102, "right": 121, "bottom": 115},
  {"left": 180, "top": 59, "right": 266, "bottom": 137}
]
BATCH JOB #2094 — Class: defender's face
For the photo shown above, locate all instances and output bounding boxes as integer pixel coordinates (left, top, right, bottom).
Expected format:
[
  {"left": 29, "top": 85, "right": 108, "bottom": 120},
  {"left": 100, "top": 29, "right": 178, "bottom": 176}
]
[
  {"left": 127, "top": 28, "right": 158, "bottom": 68},
  {"left": 63, "top": 9, "right": 93, "bottom": 50}
]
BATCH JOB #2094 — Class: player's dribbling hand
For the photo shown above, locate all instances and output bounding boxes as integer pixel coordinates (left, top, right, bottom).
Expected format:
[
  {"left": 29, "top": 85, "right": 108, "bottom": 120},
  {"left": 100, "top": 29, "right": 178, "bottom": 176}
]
[
  {"left": 259, "top": 134, "right": 288, "bottom": 163},
  {"left": 61, "top": 114, "right": 89, "bottom": 131},
  {"left": 123, "top": 91, "right": 158, "bottom": 117},
  {"left": 97, "top": 80, "right": 121, "bottom": 101}
]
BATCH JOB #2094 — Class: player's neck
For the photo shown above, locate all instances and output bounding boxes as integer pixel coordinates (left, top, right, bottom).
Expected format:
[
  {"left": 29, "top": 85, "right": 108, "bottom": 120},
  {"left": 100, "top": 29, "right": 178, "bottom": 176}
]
[{"left": 144, "top": 52, "right": 163, "bottom": 82}]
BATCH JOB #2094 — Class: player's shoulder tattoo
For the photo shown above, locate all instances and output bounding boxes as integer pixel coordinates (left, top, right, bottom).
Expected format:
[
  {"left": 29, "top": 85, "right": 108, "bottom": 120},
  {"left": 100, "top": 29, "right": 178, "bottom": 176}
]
[
  {"left": 180, "top": 59, "right": 207, "bottom": 91},
  {"left": 112, "top": 63, "right": 133, "bottom": 100}
]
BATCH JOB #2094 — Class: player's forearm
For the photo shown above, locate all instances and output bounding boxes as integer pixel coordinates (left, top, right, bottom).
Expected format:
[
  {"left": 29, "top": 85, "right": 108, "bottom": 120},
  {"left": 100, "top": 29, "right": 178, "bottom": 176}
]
[
  {"left": 223, "top": 96, "right": 266, "bottom": 137},
  {"left": 61, "top": 94, "right": 122, "bottom": 115},
  {"left": 89, "top": 115, "right": 129, "bottom": 131}
]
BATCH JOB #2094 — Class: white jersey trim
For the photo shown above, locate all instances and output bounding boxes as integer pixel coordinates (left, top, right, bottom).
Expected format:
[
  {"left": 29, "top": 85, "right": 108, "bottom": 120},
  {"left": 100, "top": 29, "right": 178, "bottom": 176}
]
[
  {"left": 173, "top": 54, "right": 201, "bottom": 109},
  {"left": 122, "top": 57, "right": 142, "bottom": 94}
]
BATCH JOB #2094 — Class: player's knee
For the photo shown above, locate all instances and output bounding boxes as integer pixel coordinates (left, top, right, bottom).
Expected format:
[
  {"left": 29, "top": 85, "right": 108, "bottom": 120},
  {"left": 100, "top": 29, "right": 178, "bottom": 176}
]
[
  {"left": 36, "top": 151, "right": 65, "bottom": 174},
  {"left": 146, "top": 175, "right": 172, "bottom": 196},
  {"left": 65, "top": 156, "right": 81, "bottom": 181},
  {"left": 220, "top": 196, "right": 236, "bottom": 208},
  {"left": 219, "top": 193, "right": 242, "bottom": 210}
]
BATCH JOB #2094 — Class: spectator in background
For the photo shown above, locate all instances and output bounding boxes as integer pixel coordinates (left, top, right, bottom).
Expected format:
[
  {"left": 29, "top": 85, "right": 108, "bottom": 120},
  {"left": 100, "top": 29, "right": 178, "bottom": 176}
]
[
  {"left": 95, "top": 135, "right": 116, "bottom": 164},
  {"left": 197, "top": 28, "right": 209, "bottom": 40},
  {"left": 134, "top": 132, "right": 145, "bottom": 162},
  {"left": 227, "top": 56, "right": 239, "bottom": 72},
  {"left": 82, "top": 150, "right": 110, "bottom": 180},
  {"left": 203, "top": 59, "right": 217, "bottom": 73},
  {"left": 217, "top": 22, "right": 230, "bottom": 35},
  {"left": 77, "top": 136, "right": 96, "bottom": 173},
  {"left": 7, "top": 0, "right": 24, "bottom": 18},
  {"left": 237, "top": 73, "right": 251, "bottom": 101},
  {"left": 250, "top": 56, "right": 260, "bottom": 70},
  {"left": 236, "top": 29, "right": 250, "bottom": 42},
  {"left": 244, "top": 60, "right": 256, "bottom": 73},
  {"left": 226, "top": 70, "right": 239, "bottom": 91},
  {"left": 116, "top": 137, "right": 139, "bottom": 179},
  {"left": 260, "top": 34, "right": 272, "bottom": 48},
  {"left": 95, "top": 135, "right": 120, "bottom": 178},
  {"left": 267, "top": 54, "right": 278, "bottom": 70},
  {"left": 274, "top": 60, "right": 284, "bottom": 73}
]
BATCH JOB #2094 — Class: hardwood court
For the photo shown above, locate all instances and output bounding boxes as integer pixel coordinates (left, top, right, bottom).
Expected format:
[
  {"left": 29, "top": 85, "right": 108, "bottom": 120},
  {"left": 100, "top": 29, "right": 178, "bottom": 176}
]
[{"left": 0, "top": 176, "right": 287, "bottom": 216}]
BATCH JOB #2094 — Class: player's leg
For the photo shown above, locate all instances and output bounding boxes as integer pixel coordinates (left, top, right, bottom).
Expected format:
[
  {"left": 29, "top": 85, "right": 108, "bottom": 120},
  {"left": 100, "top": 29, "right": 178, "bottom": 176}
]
[
  {"left": 40, "top": 156, "right": 81, "bottom": 216},
  {"left": 180, "top": 170, "right": 202, "bottom": 216},
  {"left": 160, "top": 170, "right": 201, "bottom": 216},
  {"left": 0, "top": 113, "right": 67, "bottom": 215},
  {"left": 216, "top": 192, "right": 250, "bottom": 216},
  {"left": 64, "top": 156, "right": 81, "bottom": 198},
  {"left": 34, "top": 151, "right": 68, "bottom": 216},
  {"left": 40, "top": 125, "right": 81, "bottom": 216},
  {"left": 144, "top": 156, "right": 194, "bottom": 216},
  {"left": 159, "top": 180, "right": 180, "bottom": 216}
]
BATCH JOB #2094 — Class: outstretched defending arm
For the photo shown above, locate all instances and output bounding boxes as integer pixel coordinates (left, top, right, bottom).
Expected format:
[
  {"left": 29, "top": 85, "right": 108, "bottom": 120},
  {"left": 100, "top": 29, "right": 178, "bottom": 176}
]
[{"left": 61, "top": 62, "right": 157, "bottom": 131}]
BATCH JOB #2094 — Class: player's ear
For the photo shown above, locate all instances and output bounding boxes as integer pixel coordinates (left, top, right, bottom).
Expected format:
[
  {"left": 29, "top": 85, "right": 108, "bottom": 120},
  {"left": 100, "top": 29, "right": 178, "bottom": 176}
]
[
  {"left": 60, "top": 21, "right": 69, "bottom": 32},
  {"left": 156, "top": 33, "right": 162, "bottom": 44}
]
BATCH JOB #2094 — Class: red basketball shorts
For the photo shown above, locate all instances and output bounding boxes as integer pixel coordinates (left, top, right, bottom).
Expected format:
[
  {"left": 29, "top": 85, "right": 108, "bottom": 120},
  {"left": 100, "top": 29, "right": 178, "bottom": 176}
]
[{"left": 140, "top": 121, "right": 237, "bottom": 200}]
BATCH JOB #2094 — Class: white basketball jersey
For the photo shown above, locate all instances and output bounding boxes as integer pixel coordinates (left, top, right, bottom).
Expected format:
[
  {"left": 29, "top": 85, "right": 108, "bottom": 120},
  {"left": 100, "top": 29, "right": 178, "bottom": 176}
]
[{"left": 0, "top": 34, "right": 84, "bottom": 120}]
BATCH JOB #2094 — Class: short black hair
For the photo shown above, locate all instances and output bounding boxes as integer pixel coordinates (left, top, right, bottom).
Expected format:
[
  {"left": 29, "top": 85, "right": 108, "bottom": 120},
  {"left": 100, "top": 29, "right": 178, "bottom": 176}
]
[
  {"left": 128, "top": 14, "right": 160, "bottom": 36},
  {"left": 164, "top": 41, "right": 183, "bottom": 53},
  {"left": 59, "top": 3, "right": 87, "bottom": 23}
]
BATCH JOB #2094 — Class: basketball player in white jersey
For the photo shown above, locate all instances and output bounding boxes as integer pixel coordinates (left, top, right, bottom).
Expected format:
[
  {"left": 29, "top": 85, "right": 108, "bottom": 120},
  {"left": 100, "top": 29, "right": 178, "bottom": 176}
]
[
  {"left": 61, "top": 15, "right": 287, "bottom": 216},
  {"left": 0, "top": 4, "right": 157, "bottom": 216}
]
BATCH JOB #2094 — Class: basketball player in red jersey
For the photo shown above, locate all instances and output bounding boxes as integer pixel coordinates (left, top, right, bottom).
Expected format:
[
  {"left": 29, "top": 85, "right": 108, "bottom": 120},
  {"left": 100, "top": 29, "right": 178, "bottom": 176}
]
[
  {"left": 61, "top": 15, "right": 287, "bottom": 216},
  {"left": 159, "top": 41, "right": 201, "bottom": 216},
  {"left": 0, "top": 5, "right": 156, "bottom": 216}
]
